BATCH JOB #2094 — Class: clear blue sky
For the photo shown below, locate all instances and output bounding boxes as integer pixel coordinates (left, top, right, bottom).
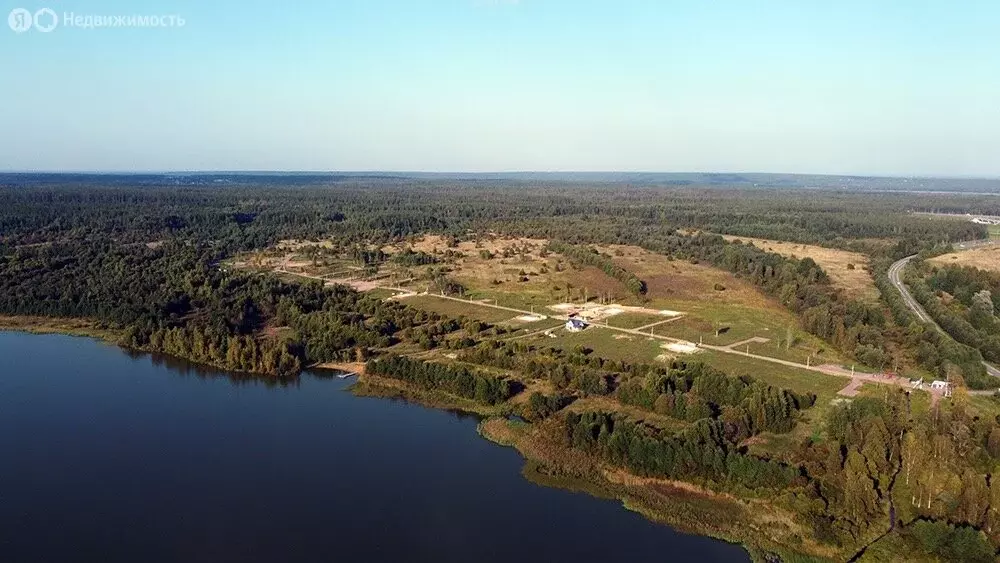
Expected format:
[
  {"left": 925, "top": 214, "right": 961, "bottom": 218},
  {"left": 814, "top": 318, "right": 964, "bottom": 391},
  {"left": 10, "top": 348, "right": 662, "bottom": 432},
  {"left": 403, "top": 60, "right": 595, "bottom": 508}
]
[{"left": 1, "top": 0, "right": 998, "bottom": 176}]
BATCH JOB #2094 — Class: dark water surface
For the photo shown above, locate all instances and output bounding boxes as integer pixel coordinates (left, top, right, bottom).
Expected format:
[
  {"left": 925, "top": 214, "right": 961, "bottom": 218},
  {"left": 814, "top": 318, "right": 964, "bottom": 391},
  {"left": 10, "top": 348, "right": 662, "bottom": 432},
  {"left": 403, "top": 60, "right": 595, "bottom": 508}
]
[{"left": 0, "top": 332, "right": 749, "bottom": 562}]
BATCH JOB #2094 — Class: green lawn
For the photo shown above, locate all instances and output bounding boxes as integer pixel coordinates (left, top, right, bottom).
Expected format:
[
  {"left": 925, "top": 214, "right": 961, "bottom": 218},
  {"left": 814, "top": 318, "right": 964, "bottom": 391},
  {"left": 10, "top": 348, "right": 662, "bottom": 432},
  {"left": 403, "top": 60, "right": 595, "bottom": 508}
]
[
  {"left": 401, "top": 295, "right": 519, "bottom": 324},
  {"left": 364, "top": 287, "right": 402, "bottom": 300},
  {"left": 652, "top": 305, "right": 805, "bottom": 347},
  {"left": 463, "top": 288, "right": 554, "bottom": 312},
  {"left": 604, "top": 312, "right": 666, "bottom": 329},
  {"left": 697, "top": 350, "right": 847, "bottom": 400},
  {"left": 536, "top": 326, "right": 666, "bottom": 363},
  {"left": 969, "top": 393, "right": 1000, "bottom": 419},
  {"left": 747, "top": 339, "right": 848, "bottom": 367}
]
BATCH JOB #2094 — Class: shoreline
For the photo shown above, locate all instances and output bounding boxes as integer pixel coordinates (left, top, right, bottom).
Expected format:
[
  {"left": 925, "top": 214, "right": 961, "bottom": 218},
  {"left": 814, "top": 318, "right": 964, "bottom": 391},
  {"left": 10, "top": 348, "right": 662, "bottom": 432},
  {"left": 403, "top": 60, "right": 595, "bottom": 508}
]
[
  {"left": 352, "top": 377, "right": 839, "bottom": 562},
  {"left": 0, "top": 315, "right": 119, "bottom": 341},
  {"left": 310, "top": 361, "right": 367, "bottom": 374},
  {"left": 0, "top": 319, "right": 836, "bottom": 560},
  {"left": 475, "top": 416, "right": 840, "bottom": 562}
]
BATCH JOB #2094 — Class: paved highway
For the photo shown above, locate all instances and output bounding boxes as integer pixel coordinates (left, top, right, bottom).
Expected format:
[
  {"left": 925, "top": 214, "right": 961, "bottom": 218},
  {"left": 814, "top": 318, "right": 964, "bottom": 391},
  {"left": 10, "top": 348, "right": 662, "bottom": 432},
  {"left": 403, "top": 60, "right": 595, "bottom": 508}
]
[{"left": 888, "top": 244, "right": 1000, "bottom": 379}]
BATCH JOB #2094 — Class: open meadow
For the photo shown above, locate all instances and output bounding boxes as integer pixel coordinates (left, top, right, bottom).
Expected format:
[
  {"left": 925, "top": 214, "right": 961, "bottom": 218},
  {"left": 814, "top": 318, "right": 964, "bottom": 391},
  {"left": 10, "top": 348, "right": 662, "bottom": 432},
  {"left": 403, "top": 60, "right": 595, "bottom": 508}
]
[
  {"left": 717, "top": 235, "right": 878, "bottom": 301},
  {"left": 930, "top": 244, "right": 1000, "bottom": 273}
]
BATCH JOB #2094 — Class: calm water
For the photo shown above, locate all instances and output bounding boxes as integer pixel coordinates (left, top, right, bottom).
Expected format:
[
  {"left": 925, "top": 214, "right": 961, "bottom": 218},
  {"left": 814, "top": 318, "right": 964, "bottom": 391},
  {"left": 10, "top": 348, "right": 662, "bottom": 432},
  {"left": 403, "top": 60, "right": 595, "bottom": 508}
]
[{"left": 0, "top": 332, "right": 749, "bottom": 563}]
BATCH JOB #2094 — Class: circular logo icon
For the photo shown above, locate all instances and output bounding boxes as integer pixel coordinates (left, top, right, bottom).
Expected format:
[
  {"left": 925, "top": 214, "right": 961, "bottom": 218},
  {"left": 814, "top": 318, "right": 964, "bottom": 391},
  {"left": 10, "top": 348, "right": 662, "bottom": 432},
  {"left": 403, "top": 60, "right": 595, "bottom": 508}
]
[
  {"left": 8, "top": 7, "right": 32, "bottom": 33},
  {"left": 33, "top": 8, "right": 58, "bottom": 32}
]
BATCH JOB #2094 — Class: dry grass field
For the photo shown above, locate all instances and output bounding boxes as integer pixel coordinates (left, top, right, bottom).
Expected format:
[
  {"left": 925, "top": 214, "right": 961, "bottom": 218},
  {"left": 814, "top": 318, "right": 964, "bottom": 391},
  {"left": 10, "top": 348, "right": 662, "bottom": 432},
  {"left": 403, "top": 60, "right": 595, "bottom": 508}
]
[
  {"left": 594, "top": 244, "right": 783, "bottom": 310},
  {"left": 590, "top": 244, "right": 849, "bottom": 366},
  {"left": 389, "top": 235, "right": 633, "bottom": 307},
  {"left": 717, "top": 235, "right": 877, "bottom": 301},
  {"left": 236, "top": 234, "right": 861, "bottom": 370},
  {"left": 930, "top": 245, "right": 1000, "bottom": 273}
]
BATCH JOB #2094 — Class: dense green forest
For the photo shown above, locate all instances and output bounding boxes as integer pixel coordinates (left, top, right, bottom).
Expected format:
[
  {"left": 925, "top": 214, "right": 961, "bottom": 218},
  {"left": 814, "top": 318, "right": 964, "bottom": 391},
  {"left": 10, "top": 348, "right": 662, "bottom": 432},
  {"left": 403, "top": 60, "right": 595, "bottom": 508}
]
[
  {"left": 909, "top": 262, "right": 1000, "bottom": 367},
  {"left": 0, "top": 238, "right": 474, "bottom": 376},
  {"left": 366, "top": 355, "right": 517, "bottom": 405},
  {"left": 1, "top": 178, "right": 936, "bottom": 375},
  {"left": 3, "top": 175, "right": 1000, "bottom": 561},
  {"left": 873, "top": 258, "right": 991, "bottom": 388},
  {"left": 565, "top": 410, "right": 800, "bottom": 491},
  {"left": 0, "top": 177, "right": 986, "bottom": 253}
]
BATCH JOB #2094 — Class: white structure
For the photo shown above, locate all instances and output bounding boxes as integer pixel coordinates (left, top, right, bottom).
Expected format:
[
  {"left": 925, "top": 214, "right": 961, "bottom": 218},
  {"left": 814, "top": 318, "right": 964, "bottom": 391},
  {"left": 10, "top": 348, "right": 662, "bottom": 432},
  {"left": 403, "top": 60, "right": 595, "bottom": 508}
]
[
  {"left": 565, "top": 318, "right": 587, "bottom": 332},
  {"left": 910, "top": 379, "right": 923, "bottom": 390},
  {"left": 930, "top": 380, "right": 953, "bottom": 397}
]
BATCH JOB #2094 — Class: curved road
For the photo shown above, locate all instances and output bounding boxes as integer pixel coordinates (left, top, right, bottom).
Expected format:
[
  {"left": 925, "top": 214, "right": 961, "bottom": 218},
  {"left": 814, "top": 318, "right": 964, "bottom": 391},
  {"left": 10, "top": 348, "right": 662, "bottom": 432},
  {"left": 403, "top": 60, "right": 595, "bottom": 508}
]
[{"left": 888, "top": 249, "right": 1000, "bottom": 379}]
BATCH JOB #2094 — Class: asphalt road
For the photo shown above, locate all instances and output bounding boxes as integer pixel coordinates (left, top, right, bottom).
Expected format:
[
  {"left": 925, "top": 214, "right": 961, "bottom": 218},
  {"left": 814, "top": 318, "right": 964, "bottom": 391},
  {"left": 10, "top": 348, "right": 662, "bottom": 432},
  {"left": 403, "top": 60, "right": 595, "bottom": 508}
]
[
  {"left": 887, "top": 254, "right": 935, "bottom": 325},
  {"left": 888, "top": 245, "right": 1000, "bottom": 379}
]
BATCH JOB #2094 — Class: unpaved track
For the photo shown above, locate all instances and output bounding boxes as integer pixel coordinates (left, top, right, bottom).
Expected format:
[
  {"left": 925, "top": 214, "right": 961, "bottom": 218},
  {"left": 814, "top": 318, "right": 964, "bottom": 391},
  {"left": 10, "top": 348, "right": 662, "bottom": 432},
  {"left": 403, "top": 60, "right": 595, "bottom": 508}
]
[{"left": 285, "top": 265, "right": 987, "bottom": 399}]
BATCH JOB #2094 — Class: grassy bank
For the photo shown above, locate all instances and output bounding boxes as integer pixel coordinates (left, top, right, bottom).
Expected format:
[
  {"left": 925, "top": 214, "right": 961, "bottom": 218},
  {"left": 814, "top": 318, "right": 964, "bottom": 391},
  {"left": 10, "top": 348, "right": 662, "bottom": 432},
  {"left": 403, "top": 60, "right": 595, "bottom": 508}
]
[{"left": 0, "top": 315, "right": 119, "bottom": 341}]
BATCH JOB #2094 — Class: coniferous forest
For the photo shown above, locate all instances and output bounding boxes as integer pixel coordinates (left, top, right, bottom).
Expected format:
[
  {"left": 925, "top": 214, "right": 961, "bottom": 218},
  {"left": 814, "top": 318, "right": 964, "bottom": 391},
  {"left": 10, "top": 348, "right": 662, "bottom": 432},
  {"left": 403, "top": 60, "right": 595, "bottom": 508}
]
[{"left": 3, "top": 174, "right": 1000, "bottom": 561}]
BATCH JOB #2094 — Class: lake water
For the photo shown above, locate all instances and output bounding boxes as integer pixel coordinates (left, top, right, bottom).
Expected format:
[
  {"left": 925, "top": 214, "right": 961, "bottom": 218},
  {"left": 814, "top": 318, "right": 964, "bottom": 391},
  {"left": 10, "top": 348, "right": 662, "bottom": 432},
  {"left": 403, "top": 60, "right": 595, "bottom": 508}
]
[{"left": 0, "top": 332, "right": 749, "bottom": 562}]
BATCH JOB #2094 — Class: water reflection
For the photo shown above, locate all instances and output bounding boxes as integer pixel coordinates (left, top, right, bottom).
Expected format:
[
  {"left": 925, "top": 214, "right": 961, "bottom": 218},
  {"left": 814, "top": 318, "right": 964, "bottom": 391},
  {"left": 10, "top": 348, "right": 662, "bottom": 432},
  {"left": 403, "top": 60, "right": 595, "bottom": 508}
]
[
  {"left": 124, "top": 348, "right": 303, "bottom": 388},
  {"left": 0, "top": 332, "right": 749, "bottom": 563}
]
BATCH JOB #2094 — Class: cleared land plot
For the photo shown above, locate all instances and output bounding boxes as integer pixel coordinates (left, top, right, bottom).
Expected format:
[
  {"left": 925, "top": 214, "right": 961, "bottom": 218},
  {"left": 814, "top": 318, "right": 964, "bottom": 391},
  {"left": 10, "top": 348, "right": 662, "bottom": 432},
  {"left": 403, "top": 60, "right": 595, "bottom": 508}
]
[
  {"left": 605, "top": 312, "right": 676, "bottom": 330},
  {"left": 717, "top": 235, "right": 877, "bottom": 301},
  {"left": 746, "top": 339, "right": 845, "bottom": 367},
  {"left": 530, "top": 326, "right": 665, "bottom": 363},
  {"left": 930, "top": 244, "right": 1000, "bottom": 273},
  {"left": 651, "top": 313, "right": 775, "bottom": 347},
  {"left": 650, "top": 305, "right": 847, "bottom": 366},
  {"left": 593, "top": 243, "right": 850, "bottom": 367},
  {"left": 506, "top": 317, "right": 566, "bottom": 334},
  {"left": 596, "top": 244, "right": 776, "bottom": 310},
  {"left": 390, "top": 235, "right": 636, "bottom": 309},
  {"left": 697, "top": 350, "right": 847, "bottom": 401},
  {"left": 400, "top": 295, "right": 519, "bottom": 324}
]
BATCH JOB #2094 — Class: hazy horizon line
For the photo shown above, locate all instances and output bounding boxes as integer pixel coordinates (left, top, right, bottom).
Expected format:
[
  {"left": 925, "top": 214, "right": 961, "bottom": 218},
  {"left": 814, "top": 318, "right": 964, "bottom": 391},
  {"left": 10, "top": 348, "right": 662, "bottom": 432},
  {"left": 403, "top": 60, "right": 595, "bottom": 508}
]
[{"left": 2, "top": 170, "right": 1000, "bottom": 181}]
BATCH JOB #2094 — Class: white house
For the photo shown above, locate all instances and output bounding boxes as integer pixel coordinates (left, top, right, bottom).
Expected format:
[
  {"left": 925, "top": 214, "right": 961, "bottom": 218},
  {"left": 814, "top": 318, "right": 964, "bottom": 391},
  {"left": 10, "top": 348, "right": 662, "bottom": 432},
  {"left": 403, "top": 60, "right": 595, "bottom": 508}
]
[
  {"left": 565, "top": 318, "right": 587, "bottom": 332},
  {"left": 930, "top": 380, "right": 953, "bottom": 397}
]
